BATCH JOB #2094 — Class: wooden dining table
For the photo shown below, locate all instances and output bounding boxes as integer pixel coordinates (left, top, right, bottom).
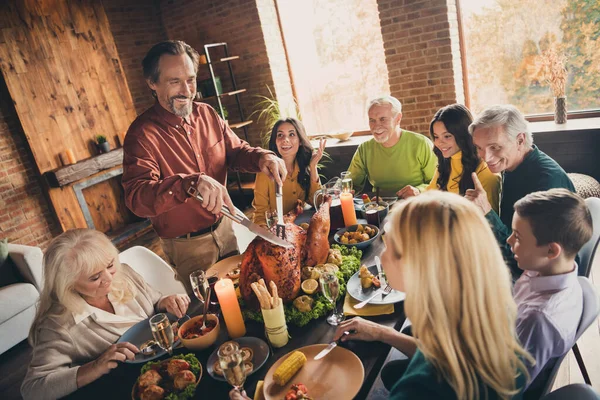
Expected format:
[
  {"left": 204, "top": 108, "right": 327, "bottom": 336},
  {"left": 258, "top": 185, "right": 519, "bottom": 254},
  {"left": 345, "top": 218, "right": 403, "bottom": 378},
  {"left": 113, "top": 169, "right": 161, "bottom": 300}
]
[{"left": 67, "top": 212, "right": 407, "bottom": 400}]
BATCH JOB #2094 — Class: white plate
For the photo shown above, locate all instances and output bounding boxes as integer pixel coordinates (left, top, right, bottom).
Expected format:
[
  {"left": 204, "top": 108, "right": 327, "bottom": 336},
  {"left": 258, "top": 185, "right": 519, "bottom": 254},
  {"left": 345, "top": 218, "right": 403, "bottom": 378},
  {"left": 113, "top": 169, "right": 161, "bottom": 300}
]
[{"left": 347, "top": 265, "right": 405, "bottom": 305}]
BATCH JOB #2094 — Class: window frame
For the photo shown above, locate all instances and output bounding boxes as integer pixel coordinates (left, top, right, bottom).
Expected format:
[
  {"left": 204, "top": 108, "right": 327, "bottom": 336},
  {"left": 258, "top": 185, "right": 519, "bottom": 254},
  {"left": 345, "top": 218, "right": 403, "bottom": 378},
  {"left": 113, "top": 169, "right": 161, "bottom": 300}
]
[{"left": 455, "top": 0, "right": 600, "bottom": 123}]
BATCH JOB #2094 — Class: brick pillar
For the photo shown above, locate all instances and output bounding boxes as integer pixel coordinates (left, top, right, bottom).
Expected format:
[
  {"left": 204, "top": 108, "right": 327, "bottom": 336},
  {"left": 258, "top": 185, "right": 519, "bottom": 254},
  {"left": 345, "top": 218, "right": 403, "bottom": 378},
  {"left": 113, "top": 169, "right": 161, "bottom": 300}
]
[{"left": 377, "top": 0, "right": 463, "bottom": 135}]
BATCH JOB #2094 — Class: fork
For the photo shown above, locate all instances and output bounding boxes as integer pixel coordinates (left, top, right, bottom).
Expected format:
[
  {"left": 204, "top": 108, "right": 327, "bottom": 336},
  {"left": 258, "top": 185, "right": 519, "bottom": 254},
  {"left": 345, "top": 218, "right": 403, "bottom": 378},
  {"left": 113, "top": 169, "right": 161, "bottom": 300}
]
[
  {"left": 353, "top": 284, "right": 393, "bottom": 309},
  {"left": 275, "top": 183, "right": 286, "bottom": 240}
]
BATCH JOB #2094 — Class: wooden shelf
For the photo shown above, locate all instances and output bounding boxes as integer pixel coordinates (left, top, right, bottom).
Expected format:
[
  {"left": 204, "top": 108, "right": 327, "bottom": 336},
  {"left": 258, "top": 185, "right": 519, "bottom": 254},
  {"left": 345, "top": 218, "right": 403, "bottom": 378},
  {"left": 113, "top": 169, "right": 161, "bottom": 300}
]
[
  {"left": 45, "top": 148, "right": 123, "bottom": 187},
  {"left": 200, "top": 88, "right": 247, "bottom": 101},
  {"left": 229, "top": 120, "right": 253, "bottom": 129}
]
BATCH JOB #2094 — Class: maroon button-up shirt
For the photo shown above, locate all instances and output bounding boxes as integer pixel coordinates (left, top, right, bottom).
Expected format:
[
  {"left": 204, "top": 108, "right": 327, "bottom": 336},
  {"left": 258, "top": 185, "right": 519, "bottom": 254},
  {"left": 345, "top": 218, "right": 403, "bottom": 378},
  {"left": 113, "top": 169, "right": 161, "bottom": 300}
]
[{"left": 122, "top": 101, "right": 271, "bottom": 238}]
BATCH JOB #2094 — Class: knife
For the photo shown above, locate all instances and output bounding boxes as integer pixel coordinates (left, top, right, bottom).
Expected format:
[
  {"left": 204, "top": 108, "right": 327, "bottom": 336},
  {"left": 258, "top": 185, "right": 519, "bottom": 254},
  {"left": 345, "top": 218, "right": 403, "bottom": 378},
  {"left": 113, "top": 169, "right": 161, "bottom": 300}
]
[
  {"left": 187, "top": 186, "right": 293, "bottom": 248},
  {"left": 314, "top": 331, "right": 353, "bottom": 360},
  {"left": 375, "top": 256, "right": 387, "bottom": 287}
]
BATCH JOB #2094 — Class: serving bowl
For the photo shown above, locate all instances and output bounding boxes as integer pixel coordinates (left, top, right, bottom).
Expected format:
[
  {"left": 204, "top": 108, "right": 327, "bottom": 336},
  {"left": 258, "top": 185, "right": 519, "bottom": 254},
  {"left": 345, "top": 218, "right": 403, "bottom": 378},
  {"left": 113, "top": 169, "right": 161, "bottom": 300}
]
[
  {"left": 178, "top": 314, "right": 220, "bottom": 350},
  {"left": 334, "top": 224, "right": 381, "bottom": 250},
  {"left": 360, "top": 201, "right": 389, "bottom": 226}
]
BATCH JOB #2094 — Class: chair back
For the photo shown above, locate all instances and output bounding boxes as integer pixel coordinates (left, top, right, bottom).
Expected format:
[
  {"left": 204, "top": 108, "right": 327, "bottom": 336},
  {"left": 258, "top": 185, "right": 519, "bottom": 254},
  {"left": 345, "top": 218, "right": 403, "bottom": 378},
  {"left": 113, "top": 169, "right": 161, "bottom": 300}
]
[
  {"left": 578, "top": 197, "right": 600, "bottom": 276},
  {"left": 541, "top": 383, "right": 600, "bottom": 400},
  {"left": 119, "top": 246, "right": 186, "bottom": 296},
  {"left": 528, "top": 277, "right": 600, "bottom": 398}
]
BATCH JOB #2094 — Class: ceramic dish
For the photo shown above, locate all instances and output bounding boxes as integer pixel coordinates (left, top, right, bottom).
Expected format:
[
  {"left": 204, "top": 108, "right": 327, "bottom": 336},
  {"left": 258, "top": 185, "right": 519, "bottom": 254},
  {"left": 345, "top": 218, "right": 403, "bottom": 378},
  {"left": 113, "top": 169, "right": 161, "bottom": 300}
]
[
  {"left": 206, "top": 337, "right": 270, "bottom": 381},
  {"left": 262, "top": 344, "right": 364, "bottom": 400},
  {"left": 117, "top": 313, "right": 188, "bottom": 364},
  {"left": 347, "top": 265, "right": 405, "bottom": 305}
]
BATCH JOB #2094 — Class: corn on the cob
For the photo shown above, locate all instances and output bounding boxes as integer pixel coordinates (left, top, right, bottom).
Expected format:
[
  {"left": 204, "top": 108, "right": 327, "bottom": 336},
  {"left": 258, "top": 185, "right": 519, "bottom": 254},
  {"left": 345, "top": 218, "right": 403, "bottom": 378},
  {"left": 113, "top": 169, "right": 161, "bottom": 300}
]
[
  {"left": 273, "top": 351, "right": 306, "bottom": 386},
  {"left": 254, "top": 380, "right": 265, "bottom": 400}
]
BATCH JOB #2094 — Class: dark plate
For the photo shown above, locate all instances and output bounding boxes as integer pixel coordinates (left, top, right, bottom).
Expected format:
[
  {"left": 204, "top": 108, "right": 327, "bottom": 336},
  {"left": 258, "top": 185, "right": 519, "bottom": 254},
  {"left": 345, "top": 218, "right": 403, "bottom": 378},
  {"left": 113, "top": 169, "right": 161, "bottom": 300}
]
[
  {"left": 347, "top": 265, "right": 405, "bottom": 305},
  {"left": 334, "top": 224, "right": 381, "bottom": 250},
  {"left": 206, "top": 337, "right": 270, "bottom": 381},
  {"left": 117, "top": 313, "right": 188, "bottom": 364}
]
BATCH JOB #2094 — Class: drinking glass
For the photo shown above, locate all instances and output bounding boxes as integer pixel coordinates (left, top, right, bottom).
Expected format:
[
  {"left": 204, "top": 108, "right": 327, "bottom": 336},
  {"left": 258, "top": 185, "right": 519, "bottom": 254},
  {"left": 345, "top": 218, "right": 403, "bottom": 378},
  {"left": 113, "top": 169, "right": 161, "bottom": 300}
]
[
  {"left": 206, "top": 270, "right": 220, "bottom": 314},
  {"left": 190, "top": 270, "right": 210, "bottom": 304},
  {"left": 265, "top": 210, "right": 279, "bottom": 228},
  {"left": 218, "top": 341, "right": 246, "bottom": 392},
  {"left": 149, "top": 313, "right": 174, "bottom": 355},
  {"left": 319, "top": 272, "right": 344, "bottom": 325},
  {"left": 340, "top": 171, "right": 353, "bottom": 193}
]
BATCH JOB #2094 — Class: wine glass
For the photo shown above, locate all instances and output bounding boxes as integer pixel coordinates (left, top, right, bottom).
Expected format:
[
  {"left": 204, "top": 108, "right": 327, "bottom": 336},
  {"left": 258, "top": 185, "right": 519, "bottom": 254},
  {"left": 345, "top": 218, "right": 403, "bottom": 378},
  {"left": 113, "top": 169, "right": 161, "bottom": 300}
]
[
  {"left": 319, "top": 272, "right": 344, "bottom": 325},
  {"left": 190, "top": 269, "right": 210, "bottom": 329},
  {"left": 218, "top": 341, "right": 246, "bottom": 392},
  {"left": 149, "top": 313, "right": 174, "bottom": 355},
  {"left": 340, "top": 171, "right": 353, "bottom": 193}
]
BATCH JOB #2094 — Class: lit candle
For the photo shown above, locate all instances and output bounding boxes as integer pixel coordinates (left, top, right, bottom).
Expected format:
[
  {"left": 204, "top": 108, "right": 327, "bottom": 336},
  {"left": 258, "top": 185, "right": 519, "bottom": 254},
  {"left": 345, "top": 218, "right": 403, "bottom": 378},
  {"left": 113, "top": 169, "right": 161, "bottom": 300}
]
[
  {"left": 340, "top": 192, "right": 357, "bottom": 227},
  {"left": 65, "top": 149, "right": 76, "bottom": 164},
  {"left": 214, "top": 278, "right": 246, "bottom": 338}
]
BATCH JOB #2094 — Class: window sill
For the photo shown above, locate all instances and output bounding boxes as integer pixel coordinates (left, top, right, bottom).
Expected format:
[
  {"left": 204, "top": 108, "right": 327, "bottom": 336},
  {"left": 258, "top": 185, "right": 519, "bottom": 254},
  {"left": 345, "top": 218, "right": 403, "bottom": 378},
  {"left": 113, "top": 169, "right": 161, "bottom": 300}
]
[
  {"left": 529, "top": 117, "right": 600, "bottom": 134},
  {"left": 310, "top": 134, "right": 372, "bottom": 149}
]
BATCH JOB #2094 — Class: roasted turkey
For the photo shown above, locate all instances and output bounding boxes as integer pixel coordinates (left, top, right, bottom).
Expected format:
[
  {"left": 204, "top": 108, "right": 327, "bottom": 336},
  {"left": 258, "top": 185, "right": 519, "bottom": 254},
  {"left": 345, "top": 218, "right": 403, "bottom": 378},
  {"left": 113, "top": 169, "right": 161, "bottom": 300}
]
[{"left": 240, "top": 196, "right": 332, "bottom": 306}]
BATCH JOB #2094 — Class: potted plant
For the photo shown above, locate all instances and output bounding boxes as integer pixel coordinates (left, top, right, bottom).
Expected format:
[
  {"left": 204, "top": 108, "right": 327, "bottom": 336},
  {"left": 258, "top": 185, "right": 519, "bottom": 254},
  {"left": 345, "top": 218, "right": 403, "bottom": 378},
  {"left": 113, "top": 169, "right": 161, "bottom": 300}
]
[{"left": 96, "top": 135, "right": 110, "bottom": 153}]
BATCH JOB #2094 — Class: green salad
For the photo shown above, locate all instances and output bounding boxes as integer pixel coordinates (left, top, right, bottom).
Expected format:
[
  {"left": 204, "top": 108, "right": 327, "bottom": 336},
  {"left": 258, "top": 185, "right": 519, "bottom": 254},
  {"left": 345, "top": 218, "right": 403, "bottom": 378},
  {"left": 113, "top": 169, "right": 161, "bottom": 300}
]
[
  {"left": 139, "top": 353, "right": 200, "bottom": 400},
  {"left": 241, "top": 245, "right": 362, "bottom": 327}
]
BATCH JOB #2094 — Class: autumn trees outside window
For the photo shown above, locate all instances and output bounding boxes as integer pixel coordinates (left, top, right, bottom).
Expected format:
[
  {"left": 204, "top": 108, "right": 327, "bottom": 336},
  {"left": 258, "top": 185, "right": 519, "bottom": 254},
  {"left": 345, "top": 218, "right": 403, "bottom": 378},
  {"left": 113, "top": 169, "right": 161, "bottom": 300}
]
[
  {"left": 276, "top": 0, "right": 390, "bottom": 136},
  {"left": 460, "top": 0, "right": 600, "bottom": 116}
]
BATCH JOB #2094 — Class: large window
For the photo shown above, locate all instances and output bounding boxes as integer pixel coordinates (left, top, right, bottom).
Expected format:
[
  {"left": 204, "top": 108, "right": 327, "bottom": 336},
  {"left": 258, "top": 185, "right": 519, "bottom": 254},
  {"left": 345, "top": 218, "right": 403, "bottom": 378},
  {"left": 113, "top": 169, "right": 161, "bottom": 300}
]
[
  {"left": 460, "top": 0, "right": 600, "bottom": 115},
  {"left": 276, "top": 0, "right": 389, "bottom": 135}
]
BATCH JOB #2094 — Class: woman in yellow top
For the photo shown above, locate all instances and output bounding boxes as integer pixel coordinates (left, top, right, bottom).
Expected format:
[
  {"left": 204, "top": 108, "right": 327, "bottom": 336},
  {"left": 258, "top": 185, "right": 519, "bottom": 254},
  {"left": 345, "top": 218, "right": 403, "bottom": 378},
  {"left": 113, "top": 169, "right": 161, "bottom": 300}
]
[
  {"left": 399, "top": 104, "right": 500, "bottom": 212},
  {"left": 252, "top": 118, "right": 325, "bottom": 226}
]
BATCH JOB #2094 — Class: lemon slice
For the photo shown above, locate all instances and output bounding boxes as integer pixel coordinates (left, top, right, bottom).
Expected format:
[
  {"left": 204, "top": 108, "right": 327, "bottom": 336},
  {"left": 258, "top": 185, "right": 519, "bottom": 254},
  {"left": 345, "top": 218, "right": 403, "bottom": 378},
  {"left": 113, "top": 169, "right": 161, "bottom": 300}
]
[{"left": 301, "top": 278, "right": 318, "bottom": 295}]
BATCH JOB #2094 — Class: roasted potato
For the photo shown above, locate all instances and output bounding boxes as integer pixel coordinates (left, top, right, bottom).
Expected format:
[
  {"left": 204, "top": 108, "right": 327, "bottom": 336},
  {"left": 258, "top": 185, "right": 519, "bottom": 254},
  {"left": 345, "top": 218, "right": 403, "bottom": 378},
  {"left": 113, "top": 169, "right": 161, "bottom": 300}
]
[
  {"left": 327, "top": 248, "right": 343, "bottom": 266},
  {"left": 138, "top": 370, "right": 162, "bottom": 389},
  {"left": 301, "top": 266, "right": 321, "bottom": 281},
  {"left": 293, "top": 295, "right": 314, "bottom": 312},
  {"left": 140, "top": 385, "right": 165, "bottom": 400}
]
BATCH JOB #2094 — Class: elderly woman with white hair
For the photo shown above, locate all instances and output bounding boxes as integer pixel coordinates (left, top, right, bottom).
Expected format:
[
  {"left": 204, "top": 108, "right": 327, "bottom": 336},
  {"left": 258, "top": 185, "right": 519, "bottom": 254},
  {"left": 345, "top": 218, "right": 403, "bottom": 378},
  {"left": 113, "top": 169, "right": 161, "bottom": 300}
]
[
  {"left": 21, "top": 229, "right": 190, "bottom": 400},
  {"left": 466, "top": 104, "right": 575, "bottom": 280}
]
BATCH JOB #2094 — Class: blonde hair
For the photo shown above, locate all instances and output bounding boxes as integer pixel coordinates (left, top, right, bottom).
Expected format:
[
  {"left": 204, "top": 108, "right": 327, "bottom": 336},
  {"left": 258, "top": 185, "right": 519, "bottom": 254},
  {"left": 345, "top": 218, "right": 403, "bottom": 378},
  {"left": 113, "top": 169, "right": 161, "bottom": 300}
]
[
  {"left": 29, "top": 229, "right": 136, "bottom": 345},
  {"left": 387, "top": 191, "right": 533, "bottom": 399}
]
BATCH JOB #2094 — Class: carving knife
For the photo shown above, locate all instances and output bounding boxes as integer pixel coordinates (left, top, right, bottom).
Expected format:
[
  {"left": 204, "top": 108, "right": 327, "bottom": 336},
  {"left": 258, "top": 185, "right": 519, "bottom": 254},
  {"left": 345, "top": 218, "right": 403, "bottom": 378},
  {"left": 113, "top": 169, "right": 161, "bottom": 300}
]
[{"left": 187, "top": 186, "right": 293, "bottom": 248}]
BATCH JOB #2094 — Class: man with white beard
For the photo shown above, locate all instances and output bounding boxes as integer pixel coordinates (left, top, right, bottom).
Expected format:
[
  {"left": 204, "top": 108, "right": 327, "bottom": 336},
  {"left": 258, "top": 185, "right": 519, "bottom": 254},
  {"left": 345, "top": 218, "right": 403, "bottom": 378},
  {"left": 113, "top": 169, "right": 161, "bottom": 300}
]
[
  {"left": 122, "top": 41, "right": 286, "bottom": 295},
  {"left": 347, "top": 96, "right": 436, "bottom": 198}
]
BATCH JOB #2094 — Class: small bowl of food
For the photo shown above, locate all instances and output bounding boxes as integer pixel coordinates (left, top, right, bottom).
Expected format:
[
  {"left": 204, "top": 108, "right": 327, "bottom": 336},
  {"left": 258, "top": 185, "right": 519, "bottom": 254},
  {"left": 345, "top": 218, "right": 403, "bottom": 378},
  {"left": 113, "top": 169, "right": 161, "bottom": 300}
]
[
  {"left": 178, "top": 314, "right": 220, "bottom": 351},
  {"left": 361, "top": 201, "right": 389, "bottom": 227},
  {"left": 334, "top": 223, "right": 380, "bottom": 250}
]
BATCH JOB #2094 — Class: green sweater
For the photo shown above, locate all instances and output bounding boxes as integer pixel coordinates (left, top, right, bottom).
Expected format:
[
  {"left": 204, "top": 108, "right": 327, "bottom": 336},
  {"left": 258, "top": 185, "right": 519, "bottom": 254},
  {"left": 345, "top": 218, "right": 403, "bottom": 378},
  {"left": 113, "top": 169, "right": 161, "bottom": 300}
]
[
  {"left": 486, "top": 145, "right": 575, "bottom": 280},
  {"left": 389, "top": 350, "right": 526, "bottom": 400},
  {"left": 347, "top": 130, "right": 436, "bottom": 195}
]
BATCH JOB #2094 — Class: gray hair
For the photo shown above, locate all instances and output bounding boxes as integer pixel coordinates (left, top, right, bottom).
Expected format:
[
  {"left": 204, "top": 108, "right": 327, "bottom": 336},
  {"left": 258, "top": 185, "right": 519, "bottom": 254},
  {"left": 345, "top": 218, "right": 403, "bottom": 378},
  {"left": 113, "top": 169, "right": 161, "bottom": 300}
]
[
  {"left": 367, "top": 95, "right": 402, "bottom": 116},
  {"left": 468, "top": 105, "right": 533, "bottom": 146}
]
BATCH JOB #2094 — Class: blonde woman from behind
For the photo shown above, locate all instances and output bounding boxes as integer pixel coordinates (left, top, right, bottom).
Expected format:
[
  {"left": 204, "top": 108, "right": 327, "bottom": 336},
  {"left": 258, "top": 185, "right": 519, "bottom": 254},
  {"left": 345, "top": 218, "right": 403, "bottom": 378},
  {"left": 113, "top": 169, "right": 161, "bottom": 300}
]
[{"left": 333, "top": 191, "right": 533, "bottom": 400}]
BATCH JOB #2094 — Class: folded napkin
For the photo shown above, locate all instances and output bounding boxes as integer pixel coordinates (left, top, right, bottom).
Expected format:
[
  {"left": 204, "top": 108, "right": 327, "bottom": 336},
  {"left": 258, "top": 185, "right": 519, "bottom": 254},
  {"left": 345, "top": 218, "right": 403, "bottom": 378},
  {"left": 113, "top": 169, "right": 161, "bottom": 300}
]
[{"left": 343, "top": 291, "right": 394, "bottom": 317}]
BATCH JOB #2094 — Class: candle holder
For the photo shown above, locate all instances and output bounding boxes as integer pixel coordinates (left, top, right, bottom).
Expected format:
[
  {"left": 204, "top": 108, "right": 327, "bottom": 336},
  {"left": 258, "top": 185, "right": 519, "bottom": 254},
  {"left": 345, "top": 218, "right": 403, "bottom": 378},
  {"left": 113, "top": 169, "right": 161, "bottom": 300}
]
[{"left": 260, "top": 300, "right": 289, "bottom": 348}]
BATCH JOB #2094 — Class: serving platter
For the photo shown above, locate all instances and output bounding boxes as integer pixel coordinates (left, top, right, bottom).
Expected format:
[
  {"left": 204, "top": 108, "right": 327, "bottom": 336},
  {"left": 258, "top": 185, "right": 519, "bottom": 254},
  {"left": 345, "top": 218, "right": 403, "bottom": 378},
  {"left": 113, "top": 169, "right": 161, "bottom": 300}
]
[
  {"left": 206, "top": 337, "right": 270, "bottom": 381},
  {"left": 131, "top": 354, "right": 202, "bottom": 400},
  {"left": 347, "top": 265, "right": 405, "bottom": 305},
  {"left": 117, "top": 312, "right": 186, "bottom": 364},
  {"left": 262, "top": 344, "right": 364, "bottom": 400}
]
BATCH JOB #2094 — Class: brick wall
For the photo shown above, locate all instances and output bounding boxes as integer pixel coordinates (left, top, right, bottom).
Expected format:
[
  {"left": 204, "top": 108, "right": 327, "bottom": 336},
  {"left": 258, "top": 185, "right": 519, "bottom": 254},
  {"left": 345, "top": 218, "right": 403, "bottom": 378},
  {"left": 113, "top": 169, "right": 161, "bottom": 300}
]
[
  {"left": 0, "top": 77, "right": 59, "bottom": 248},
  {"left": 159, "top": 0, "right": 278, "bottom": 146},
  {"left": 103, "top": 0, "right": 167, "bottom": 115},
  {"left": 377, "top": 0, "right": 461, "bottom": 136}
]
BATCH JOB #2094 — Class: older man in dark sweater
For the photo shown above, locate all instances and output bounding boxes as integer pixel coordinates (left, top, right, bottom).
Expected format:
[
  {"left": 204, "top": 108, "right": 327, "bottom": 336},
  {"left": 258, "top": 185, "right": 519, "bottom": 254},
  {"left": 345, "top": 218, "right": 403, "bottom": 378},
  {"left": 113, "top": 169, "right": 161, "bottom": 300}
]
[{"left": 465, "top": 105, "right": 574, "bottom": 280}]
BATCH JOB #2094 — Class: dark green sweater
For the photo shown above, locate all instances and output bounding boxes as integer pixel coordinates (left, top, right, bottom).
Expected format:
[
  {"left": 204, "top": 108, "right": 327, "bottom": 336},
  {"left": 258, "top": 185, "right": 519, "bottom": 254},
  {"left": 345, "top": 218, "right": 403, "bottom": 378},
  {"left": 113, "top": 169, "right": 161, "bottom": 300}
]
[
  {"left": 389, "top": 350, "right": 526, "bottom": 399},
  {"left": 486, "top": 145, "right": 575, "bottom": 280}
]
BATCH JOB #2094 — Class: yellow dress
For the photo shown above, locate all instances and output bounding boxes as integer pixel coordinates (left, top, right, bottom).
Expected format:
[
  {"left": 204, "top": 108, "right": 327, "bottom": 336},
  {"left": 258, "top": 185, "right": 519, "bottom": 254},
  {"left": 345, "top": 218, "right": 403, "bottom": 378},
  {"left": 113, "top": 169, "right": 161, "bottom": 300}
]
[
  {"left": 252, "top": 162, "right": 321, "bottom": 226},
  {"left": 426, "top": 151, "right": 501, "bottom": 213}
]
